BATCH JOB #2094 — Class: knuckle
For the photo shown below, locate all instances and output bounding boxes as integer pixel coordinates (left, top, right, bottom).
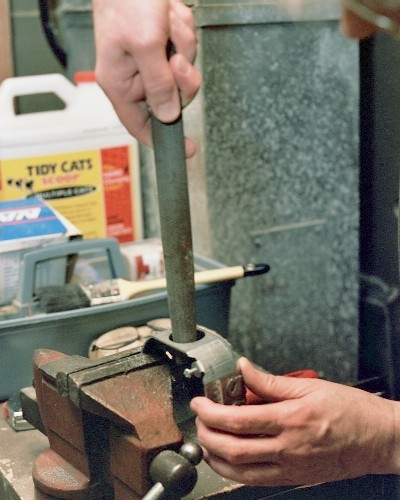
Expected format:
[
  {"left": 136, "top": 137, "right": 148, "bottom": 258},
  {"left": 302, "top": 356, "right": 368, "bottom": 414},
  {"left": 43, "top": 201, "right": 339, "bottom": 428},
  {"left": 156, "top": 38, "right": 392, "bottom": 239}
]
[
  {"left": 173, "top": 0, "right": 194, "bottom": 23},
  {"left": 195, "top": 424, "right": 207, "bottom": 443},
  {"left": 227, "top": 414, "right": 249, "bottom": 434},
  {"left": 133, "top": 34, "right": 159, "bottom": 53},
  {"left": 224, "top": 444, "right": 248, "bottom": 464}
]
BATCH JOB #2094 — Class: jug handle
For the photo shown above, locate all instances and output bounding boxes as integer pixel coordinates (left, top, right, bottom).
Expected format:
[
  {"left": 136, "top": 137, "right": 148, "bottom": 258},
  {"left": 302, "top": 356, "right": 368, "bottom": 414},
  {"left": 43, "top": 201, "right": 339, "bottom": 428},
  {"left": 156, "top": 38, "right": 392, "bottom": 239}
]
[{"left": 0, "top": 73, "right": 77, "bottom": 121}]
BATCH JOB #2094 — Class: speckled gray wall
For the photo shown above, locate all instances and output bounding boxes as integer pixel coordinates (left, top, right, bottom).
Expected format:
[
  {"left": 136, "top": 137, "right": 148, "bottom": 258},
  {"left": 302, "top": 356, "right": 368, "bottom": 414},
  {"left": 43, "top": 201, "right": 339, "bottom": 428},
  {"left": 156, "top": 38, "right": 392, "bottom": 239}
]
[{"left": 197, "top": 5, "right": 360, "bottom": 382}]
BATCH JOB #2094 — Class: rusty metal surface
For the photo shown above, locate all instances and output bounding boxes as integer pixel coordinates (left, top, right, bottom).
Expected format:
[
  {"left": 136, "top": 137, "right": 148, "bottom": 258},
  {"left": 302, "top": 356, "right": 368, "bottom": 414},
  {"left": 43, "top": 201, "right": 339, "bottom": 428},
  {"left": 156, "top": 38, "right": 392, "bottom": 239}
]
[
  {"left": 30, "top": 349, "right": 182, "bottom": 498},
  {"left": 37, "top": 346, "right": 146, "bottom": 400},
  {"left": 84, "top": 364, "right": 183, "bottom": 495},
  {"left": 28, "top": 344, "right": 250, "bottom": 498},
  {"left": 32, "top": 449, "right": 91, "bottom": 500},
  {"left": 113, "top": 477, "right": 142, "bottom": 500},
  {"left": 81, "top": 364, "right": 182, "bottom": 445},
  {"left": 66, "top": 351, "right": 162, "bottom": 410},
  {"left": 32, "top": 349, "right": 111, "bottom": 499}
]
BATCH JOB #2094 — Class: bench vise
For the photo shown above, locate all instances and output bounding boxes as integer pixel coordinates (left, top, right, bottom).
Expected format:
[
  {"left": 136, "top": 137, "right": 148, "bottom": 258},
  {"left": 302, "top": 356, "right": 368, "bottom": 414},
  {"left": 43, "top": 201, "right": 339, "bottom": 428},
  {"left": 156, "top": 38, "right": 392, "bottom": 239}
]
[{"left": 22, "top": 326, "right": 245, "bottom": 500}]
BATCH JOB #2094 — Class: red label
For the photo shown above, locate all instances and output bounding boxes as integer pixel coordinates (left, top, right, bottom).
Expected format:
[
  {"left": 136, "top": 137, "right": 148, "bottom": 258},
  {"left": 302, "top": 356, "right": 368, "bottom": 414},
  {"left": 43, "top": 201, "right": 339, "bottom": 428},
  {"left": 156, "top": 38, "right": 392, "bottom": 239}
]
[{"left": 101, "top": 146, "right": 135, "bottom": 243}]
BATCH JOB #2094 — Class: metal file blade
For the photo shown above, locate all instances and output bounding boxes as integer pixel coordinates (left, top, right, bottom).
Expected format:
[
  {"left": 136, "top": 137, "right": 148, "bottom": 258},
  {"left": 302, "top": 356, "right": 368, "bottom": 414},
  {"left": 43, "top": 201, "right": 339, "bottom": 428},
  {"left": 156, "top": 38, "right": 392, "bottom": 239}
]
[{"left": 151, "top": 113, "right": 197, "bottom": 344}]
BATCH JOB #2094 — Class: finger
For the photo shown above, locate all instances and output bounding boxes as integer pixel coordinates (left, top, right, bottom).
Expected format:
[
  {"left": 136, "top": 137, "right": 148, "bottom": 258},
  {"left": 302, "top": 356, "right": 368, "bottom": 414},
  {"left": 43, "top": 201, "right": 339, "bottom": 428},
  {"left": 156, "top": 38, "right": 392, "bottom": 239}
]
[
  {"left": 134, "top": 44, "right": 181, "bottom": 123},
  {"left": 191, "top": 397, "right": 282, "bottom": 436},
  {"left": 170, "top": 0, "right": 198, "bottom": 63},
  {"left": 170, "top": 54, "right": 202, "bottom": 107},
  {"left": 93, "top": 27, "right": 167, "bottom": 141},
  {"left": 171, "top": 0, "right": 196, "bottom": 33},
  {"left": 169, "top": 0, "right": 201, "bottom": 109},
  {"left": 246, "top": 389, "right": 268, "bottom": 405},
  {"left": 95, "top": 65, "right": 152, "bottom": 148},
  {"left": 184, "top": 137, "right": 197, "bottom": 158},
  {"left": 196, "top": 419, "right": 283, "bottom": 465},
  {"left": 204, "top": 451, "right": 285, "bottom": 487},
  {"left": 340, "top": 6, "right": 378, "bottom": 39},
  {"left": 117, "top": 1, "right": 182, "bottom": 123},
  {"left": 114, "top": 99, "right": 153, "bottom": 148},
  {"left": 116, "top": 104, "right": 196, "bottom": 158},
  {"left": 98, "top": 61, "right": 196, "bottom": 157},
  {"left": 94, "top": 32, "right": 141, "bottom": 101},
  {"left": 239, "top": 358, "right": 313, "bottom": 403}
]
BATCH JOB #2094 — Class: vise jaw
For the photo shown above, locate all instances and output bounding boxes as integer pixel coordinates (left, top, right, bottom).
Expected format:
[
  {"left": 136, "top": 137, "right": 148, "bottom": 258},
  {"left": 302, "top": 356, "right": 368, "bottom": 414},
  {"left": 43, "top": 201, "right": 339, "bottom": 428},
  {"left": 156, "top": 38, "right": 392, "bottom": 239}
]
[{"left": 27, "top": 347, "right": 182, "bottom": 500}]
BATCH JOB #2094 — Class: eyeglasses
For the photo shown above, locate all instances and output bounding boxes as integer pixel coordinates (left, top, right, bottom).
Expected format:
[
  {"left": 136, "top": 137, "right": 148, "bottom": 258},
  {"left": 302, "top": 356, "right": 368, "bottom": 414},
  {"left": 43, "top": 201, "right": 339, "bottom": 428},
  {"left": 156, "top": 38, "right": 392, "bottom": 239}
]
[{"left": 344, "top": 0, "right": 400, "bottom": 38}]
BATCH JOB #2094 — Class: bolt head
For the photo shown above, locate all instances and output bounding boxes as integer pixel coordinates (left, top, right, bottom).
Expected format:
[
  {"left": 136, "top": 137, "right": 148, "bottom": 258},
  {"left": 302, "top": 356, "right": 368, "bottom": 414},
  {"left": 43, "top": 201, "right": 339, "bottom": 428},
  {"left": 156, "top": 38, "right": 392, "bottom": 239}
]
[{"left": 179, "top": 442, "right": 203, "bottom": 466}]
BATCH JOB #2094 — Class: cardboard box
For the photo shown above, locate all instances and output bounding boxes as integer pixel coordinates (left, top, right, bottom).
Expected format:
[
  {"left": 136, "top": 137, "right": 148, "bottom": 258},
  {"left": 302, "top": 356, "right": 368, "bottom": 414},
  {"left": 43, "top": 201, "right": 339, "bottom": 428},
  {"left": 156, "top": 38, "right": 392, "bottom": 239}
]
[{"left": 0, "top": 196, "right": 81, "bottom": 306}]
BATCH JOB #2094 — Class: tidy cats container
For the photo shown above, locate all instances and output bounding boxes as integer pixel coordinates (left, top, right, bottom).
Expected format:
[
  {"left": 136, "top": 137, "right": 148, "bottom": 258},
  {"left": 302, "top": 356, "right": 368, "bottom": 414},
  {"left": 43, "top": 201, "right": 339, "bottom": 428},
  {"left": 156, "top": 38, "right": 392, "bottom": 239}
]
[{"left": 0, "top": 72, "right": 142, "bottom": 243}]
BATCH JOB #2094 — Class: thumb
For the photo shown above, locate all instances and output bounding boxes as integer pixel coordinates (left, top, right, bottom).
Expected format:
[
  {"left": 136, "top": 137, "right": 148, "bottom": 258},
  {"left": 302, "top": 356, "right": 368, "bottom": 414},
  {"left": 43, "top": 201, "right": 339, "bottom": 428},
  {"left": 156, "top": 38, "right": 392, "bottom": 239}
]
[{"left": 239, "top": 358, "right": 310, "bottom": 403}]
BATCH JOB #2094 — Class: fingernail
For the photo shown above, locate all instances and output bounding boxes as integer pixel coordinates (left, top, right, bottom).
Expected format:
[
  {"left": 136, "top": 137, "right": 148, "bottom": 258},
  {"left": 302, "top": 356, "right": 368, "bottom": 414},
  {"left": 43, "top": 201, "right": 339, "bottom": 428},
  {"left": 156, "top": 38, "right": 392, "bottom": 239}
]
[
  {"left": 154, "top": 101, "right": 180, "bottom": 122},
  {"left": 238, "top": 357, "right": 249, "bottom": 369}
]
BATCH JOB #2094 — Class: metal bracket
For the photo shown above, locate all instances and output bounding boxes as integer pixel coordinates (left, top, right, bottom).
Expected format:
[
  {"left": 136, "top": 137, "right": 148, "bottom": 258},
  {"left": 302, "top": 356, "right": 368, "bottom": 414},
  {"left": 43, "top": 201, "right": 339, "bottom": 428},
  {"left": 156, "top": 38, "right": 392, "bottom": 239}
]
[{"left": 143, "top": 326, "right": 246, "bottom": 405}]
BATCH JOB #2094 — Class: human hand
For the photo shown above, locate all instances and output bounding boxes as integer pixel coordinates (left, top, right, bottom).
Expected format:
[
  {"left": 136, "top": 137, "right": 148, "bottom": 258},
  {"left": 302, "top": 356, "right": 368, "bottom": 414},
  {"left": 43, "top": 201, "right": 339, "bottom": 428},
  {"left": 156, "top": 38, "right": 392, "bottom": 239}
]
[
  {"left": 340, "top": 1, "right": 400, "bottom": 39},
  {"left": 92, "top": 0, "right": 201, "bottom": 157},
  {"left": 340, "top": 4, "right": 379, "bottom": 39},
  {"left": 191, "top": 358, "right": 400, "bottom": 487}
]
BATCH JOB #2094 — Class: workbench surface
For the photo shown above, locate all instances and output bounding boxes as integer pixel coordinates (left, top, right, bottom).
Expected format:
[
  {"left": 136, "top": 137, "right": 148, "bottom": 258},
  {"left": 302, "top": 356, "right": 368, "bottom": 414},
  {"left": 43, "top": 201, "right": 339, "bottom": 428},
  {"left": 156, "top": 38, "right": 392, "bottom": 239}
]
[
  {"left": 0, "top": 416, "right": 48, "bottom": 499},
  {"left": 0, "top": 415, "right": 278, "bottom": 499},
  {"left": 2, "top": 416, "right": 396, "bottom": 499}
]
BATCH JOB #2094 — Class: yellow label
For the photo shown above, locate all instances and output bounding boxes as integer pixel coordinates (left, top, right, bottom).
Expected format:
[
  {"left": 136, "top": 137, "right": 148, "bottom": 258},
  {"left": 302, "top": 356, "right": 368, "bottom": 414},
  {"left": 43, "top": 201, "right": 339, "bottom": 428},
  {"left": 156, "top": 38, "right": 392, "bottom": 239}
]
[{"left": 0, "top": 146, "right": 140, "bottom": 242}]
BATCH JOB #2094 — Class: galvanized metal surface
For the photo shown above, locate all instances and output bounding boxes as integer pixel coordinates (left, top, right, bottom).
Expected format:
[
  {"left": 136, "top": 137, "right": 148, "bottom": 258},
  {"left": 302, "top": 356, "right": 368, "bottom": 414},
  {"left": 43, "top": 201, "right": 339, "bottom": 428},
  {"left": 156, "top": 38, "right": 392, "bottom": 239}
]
[
  {"left": 193, "top": 0, "right": 341, "bottom": 28},
  {"left": 199, "top": 13, "right": 360, "bottom": 383}
]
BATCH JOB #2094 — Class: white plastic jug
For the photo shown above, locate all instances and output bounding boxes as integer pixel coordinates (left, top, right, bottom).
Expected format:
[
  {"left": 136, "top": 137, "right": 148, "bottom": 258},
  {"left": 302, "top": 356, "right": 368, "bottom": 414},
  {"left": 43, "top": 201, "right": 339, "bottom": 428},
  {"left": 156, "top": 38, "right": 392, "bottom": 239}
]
[{"left": 0, "top": 72, "right": 142, "bottom": 242}]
